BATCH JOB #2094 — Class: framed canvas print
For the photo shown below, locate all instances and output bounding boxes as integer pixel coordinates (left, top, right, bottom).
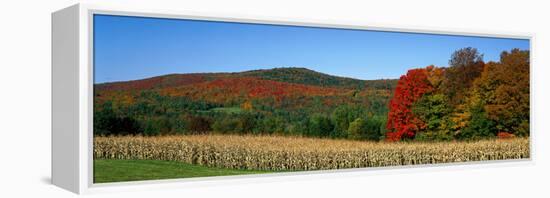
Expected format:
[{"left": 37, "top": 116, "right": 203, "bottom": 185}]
[{"left": 52, "top": 3, "right": 532, "bottom": 194}]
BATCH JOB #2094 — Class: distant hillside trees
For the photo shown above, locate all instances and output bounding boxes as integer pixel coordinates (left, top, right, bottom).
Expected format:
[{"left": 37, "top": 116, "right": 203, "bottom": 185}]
[
  {"left": 307, "top": 114, "right": 334, "bottom": 137},
  {"left": 94, "top": 90, "right": 389, "bottom": 141},
  {"left": 240, "top": 67, "right": 397, "bottom": 90},
  {"left": 349, "top": 116, "right": 386, "bottom": 141},
  {"left": 94, "top": 101, "right": 142, "bottom": 136},
  {"left": 331, "top": 105, "right": 365, "bottom": 138},
  {"left": 94, "top": 67, "right": 393, "bottom": 140},
  {"left": 94, "top": 91, "right": 390, "bottom": 140}
]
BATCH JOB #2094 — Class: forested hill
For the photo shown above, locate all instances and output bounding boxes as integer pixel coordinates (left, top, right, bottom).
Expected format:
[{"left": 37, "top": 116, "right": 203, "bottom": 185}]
[
  {"left": 94, "top": 67, "right": 397, "bottom": 139},
  {"left": 239, "top": 67, "right": 396, "bottom": 90},
  {"left": 95, "top": 67, "right": 397, "bottom": 91}
]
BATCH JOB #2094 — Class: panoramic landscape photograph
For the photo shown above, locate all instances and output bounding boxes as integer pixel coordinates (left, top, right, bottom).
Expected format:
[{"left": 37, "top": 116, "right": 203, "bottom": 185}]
[{"left": 92, "top": 14, "right": 530, "bottom": 183}]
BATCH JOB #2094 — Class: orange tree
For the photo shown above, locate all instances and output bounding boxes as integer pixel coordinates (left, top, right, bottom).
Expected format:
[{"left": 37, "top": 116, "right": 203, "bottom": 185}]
[{"left": 467, "top": 49, "right": 530, "bottom": 136}]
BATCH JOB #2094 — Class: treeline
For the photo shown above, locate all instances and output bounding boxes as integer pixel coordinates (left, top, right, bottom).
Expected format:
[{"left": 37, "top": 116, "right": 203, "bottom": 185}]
[
  {"left": 94, "top": 47, "right": 529, "bottom": 142},
  {"left": 94, "top": 89, "right": 390, "bottom": 141},
  {"left": 386, "top": 48, "right": 529, "bottom": 141}
]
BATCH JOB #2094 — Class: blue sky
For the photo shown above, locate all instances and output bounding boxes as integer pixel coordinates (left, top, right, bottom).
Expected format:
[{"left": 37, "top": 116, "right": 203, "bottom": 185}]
[{"left": 93, "top": 14, "right": 529, "bottom": 83}]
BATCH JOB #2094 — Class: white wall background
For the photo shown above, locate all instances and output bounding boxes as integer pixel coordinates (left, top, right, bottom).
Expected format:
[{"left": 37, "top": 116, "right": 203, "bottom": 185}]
[{"left": 0, "top": 0, "right": 548, "bottom": 197}]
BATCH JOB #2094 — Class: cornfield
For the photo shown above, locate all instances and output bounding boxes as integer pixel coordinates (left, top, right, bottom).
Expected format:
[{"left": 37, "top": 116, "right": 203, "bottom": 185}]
[{"left": 94, "top": 135, "right": 529, "bottom": 171}]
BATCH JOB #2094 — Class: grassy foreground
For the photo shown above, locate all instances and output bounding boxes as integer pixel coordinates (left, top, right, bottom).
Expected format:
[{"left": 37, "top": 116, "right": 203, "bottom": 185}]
[
  {"left": 94, "top": 159, "right": 270, "bottom": 183},
  {"left": 95, "top": 135, "right": 529, "bottom": 173}
]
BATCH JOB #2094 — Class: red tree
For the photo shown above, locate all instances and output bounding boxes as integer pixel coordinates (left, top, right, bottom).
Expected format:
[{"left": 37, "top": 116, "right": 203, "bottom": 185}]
[{"left": 386, "top": 68, "right": 433, "bottom": 141}]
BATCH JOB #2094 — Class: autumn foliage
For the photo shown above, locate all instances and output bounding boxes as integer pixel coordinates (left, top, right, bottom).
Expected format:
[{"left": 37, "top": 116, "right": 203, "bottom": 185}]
[
  {"left": 469, "top": 49, "right": 530, "bottom": 136},
  {"left": 497, "top": 132, "right": 515, "bottom": 139},
  {"left": 386, "top": 48, "right": 529, "bottom": 141},
  {"left": 94, "top": 68, "right": 395, "bottom": 138},
  {"left": 97, "top": 74, "right": 207, "bottom": 91},
  {"left": 93, "top": 48, "right": 529, "bottom": 142},
  {"left": 167, "top": 77, "right": 342, "bottom": 101},
  {"left": 386, "top": 68, "right": 434, "bottom": 141}
]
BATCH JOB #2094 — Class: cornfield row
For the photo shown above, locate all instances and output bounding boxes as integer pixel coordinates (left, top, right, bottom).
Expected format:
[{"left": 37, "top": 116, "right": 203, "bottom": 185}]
[{"left": 94, "top": 135, "right": 529, "bottom": 171}]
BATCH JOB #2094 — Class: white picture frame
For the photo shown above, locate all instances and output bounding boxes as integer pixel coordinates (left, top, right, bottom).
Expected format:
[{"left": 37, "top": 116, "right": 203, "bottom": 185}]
[{"left": 52, "top": 3, "right": 533, "bottom": 194}]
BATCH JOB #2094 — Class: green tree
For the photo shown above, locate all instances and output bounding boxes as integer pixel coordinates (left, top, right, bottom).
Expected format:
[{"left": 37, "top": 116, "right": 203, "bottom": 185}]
[
  {"left": 331, "top": 105, "right": 365, "bottom": 138},
  {"left": 172, "top": 115, "right": 188, "bottom": 134},
  {"left": 412, "top": 94, "right": 454, "bottom": 141},
  {"left": 348, "top": 118, "right": 367, "bottom": 140},
  {"left": 288, "top": 121, "right": 309, "bottom": 136},
  {"left": 347, "top": 116, "right": 384, "bottom": 141},
  {"left": 457, "top": 103, "right": 496, "bottom": 140},
  {"left": 308, "top": 114, "right": 334, "bottom": 137},
  {"left": 364, "top": 116, "right": 385, "bottom": 141},
  {"left": 212, "top": 116, "right": 238, "bottom": 134},
  {"left": 235, "top": 113, "right": 256, "bottom": 134},
  {"left": 94, "top": 101, "right": 117, "bottom": 135},
  {"left": 142, "top": 118, "right": 161, "bottom": 136},
  {"left": 94, "top": 101, "right": 142, "bottom": 135}
]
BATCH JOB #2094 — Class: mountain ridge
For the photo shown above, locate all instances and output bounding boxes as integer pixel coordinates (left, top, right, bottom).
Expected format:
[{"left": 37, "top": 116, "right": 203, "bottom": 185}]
[{"left": 95, "top": 67, "right": 398, "bottom": 91}]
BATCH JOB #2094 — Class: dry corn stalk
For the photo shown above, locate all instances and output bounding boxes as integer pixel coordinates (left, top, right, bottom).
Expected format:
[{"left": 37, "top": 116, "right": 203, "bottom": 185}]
[{"left": 94, "top": 135, "right": 529, "bottom": 171}]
